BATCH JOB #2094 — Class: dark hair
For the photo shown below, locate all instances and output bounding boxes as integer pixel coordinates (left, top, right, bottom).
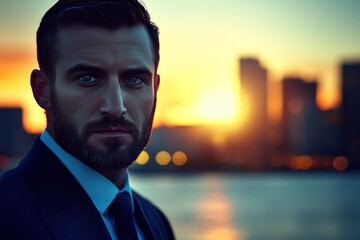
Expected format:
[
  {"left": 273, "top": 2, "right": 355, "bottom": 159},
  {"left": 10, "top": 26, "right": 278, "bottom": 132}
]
[{"left": 36, "top": 0, "right": 160, "bottom": 79}]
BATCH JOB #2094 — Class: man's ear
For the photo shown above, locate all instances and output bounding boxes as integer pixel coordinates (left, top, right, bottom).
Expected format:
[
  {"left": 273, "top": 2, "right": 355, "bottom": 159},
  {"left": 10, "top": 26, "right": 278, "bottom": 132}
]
[
  {"left": 154, "top": 74, "right": 160, "bottom": 93},
  {"left": 30, "top": 69, "right": 51, "bottom": 109}
]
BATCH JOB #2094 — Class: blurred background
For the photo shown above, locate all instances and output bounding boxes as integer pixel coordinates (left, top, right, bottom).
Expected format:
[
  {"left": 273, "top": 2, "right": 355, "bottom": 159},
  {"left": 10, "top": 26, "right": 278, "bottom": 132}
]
[{"left": 1, "top": 0, "right": 360, "bottom": 239}]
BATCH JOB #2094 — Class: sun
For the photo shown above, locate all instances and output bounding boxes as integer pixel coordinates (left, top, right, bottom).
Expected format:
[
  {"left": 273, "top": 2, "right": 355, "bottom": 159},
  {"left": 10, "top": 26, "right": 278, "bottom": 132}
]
[
  {"left": 196, "top": 90, "right": 238, "bottom": 124},
  {"left": 157, "top": 86, "right": 252, "bottom": 133}
]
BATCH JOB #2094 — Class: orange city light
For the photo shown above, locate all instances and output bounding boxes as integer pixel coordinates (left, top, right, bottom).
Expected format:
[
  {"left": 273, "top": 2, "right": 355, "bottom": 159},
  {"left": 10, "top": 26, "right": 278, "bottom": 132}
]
[
  {"left": 135, "top": 151, "right": 150, "bottom": 165},
  {"left": 172, "top": 151, "right": 188, "bottom": 166},
  {"left": 155, "top": 151, "right": 171, "bottom": 166},
  {"left": 333, "top": 156, "right": 348, "bottom": 171},
  {"left": 287, "top": 155, "right": 313, "bottom": 171}
]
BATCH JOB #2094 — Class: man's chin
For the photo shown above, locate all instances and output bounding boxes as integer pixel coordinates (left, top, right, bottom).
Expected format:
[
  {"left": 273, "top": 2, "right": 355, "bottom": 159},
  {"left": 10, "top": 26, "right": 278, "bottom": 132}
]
[
  {"left": 87, "top": 145, "right": 128, "bottom": 156},
  {"left": 79, "top": 146, "right": 134, "bottom": 170}
]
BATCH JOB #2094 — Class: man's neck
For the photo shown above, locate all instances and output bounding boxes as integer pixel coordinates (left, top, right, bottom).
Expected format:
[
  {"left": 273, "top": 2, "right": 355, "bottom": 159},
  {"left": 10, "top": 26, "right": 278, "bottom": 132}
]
[
  {"left": 97, "top": 168, "right": 127, "bottom": 189},
  {"left": 43, "top": 128, "right": 128, "bottom": 190}
]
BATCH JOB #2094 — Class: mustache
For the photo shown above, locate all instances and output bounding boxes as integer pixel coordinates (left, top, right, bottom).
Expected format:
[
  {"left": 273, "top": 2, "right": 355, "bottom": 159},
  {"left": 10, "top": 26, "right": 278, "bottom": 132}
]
[{"left": 82, "top": 117, "right": 138, "bottom": 136}]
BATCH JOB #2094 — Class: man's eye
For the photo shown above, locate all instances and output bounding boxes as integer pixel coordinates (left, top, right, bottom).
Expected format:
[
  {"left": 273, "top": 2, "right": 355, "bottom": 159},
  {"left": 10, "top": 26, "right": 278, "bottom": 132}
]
[
  {"left": 77, "top": 75, "right": 99, "bottom": 85},
  {"left": 123, "top": 77, "right": 145, "bottom": 87}
]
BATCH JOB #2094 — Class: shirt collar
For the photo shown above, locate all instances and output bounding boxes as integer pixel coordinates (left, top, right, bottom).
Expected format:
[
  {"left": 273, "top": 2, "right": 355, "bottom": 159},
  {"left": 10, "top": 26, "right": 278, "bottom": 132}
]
[{"left": 40, "top": 129, "right": 134, "bottom": 214}]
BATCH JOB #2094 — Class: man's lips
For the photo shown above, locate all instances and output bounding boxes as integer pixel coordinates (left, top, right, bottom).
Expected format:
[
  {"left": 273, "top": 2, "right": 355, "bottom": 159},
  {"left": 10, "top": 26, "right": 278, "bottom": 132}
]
[{"left": 92, "top": 127, "right": 131, "bottom": 137}]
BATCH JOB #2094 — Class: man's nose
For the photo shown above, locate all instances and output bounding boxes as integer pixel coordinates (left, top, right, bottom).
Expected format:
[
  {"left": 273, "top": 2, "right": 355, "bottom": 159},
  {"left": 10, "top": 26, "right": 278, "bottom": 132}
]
[{"left": 100, "top": 80, "right": 127, "bottom": 118}]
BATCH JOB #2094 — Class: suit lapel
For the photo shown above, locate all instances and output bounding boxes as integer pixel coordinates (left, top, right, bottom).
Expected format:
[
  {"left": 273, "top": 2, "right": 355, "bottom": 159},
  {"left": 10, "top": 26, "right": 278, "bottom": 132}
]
[
  {"left": 133, "top": 191, "right": 175, "bottom": 240},
  {"left": 133, "top": 193, "right": 157, "bottom": 240},
  {"left": 19, "top": 138, "right": 111, "bottom": 240}
]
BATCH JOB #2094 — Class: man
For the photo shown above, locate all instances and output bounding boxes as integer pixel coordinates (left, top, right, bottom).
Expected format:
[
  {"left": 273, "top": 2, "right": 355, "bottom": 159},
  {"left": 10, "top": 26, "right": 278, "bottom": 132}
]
[{"left": 0, "top": 0, "right": 175, "bottom": 239}]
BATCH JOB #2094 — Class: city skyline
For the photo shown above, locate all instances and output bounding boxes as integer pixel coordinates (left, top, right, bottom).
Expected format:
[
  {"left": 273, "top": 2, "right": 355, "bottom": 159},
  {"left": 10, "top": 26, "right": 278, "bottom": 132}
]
[
  {"left": 1, "top": 0, "right": 360, "bottom": 133},
  {"left": 1, "top": 58, "right": 359, "bottom": 172}
]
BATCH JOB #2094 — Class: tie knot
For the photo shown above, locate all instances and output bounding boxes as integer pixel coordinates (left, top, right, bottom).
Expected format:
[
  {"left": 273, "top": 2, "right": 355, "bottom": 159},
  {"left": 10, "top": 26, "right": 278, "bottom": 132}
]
[{"left": 108, "top": 192, "right": 133, "bottom": 218}]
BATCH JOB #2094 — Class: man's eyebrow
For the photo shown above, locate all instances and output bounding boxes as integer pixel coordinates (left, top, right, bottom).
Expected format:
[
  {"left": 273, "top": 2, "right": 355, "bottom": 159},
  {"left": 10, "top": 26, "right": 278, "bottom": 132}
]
[
  {"left": 66, "top": 64, "right": 106, "bottom": 76},
  {"left": 121, "top": 67, "right": 153, "bottom": 78},
  {"left": 65, "top": 64, "right": 154, "bottom": 78}
]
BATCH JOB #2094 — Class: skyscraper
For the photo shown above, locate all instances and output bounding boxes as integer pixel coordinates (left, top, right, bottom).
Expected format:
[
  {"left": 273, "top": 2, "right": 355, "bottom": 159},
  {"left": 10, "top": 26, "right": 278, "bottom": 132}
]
[
  {"left": 238, "top": 58, "right": 268, "bottom": 161},
  {"left": 282, "top": 77, "right": 320, "bottom": 155},
  {"left": 341, "top": 62, "right": 360, "bottom": 169}
]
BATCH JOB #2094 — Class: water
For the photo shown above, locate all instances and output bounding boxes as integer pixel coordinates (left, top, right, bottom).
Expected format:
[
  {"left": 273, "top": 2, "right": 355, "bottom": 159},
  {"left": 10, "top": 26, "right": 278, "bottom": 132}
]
[{"left": 130, "top": 172, "right": 360, "bottom": 240}]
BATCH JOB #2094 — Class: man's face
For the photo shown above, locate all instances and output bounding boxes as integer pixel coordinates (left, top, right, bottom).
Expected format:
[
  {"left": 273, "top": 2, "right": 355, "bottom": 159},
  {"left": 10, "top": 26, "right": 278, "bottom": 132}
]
[{"left": 48, "top": 25, "right": 159, "bottom": 170}]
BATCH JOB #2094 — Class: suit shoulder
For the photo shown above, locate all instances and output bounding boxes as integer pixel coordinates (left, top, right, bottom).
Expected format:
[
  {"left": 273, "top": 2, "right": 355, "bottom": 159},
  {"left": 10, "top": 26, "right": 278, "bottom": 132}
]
[
  {"left": 0, "top": 167, "right": 34, "bottom": 204},
  {"left": 0, "top": 167, "right": 24, "bottom": 189}
]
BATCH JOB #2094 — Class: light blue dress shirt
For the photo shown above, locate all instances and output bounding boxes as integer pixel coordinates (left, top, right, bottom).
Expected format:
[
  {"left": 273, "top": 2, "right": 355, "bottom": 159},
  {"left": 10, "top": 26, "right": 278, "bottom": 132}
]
[{"left": 40, "top": 129, "right": 144, "bottom": 240}]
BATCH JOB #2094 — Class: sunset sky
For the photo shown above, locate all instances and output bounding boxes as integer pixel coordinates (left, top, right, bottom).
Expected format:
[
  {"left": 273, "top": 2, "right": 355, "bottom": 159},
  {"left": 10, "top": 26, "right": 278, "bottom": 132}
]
[{"left": 0, "top": 0, "right": 360, "bottom": 134}]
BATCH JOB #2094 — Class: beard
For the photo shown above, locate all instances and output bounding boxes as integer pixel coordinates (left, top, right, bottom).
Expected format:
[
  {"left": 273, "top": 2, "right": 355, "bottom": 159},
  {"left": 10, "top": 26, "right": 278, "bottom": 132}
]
[{"left": 49, "top": 89, "right": 155, "bottom": 171}]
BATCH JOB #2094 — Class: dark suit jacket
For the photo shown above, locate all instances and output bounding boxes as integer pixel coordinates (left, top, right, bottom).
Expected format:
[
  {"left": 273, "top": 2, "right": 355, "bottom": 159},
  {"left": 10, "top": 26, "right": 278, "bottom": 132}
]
[{"left": 0, "top": 138, "right": 175, "bottom": 240}]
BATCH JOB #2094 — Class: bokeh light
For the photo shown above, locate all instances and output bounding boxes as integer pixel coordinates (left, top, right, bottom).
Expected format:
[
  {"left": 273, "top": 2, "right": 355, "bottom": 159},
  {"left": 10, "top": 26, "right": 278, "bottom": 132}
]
[
  {"left": 135, "top": 151, "right": 149, "bottom": 165},
  {"left": 333, "top": 156, "right": 349, "bottom": 171},
  {"left": 155, "top": 151, "right": 171, "bottom": 166},
  {"left": 288, "top": 155, "right": 313, "bottom": 171},
  {"left": 172, "top": 151, "right": 188, "bottom": 166}
]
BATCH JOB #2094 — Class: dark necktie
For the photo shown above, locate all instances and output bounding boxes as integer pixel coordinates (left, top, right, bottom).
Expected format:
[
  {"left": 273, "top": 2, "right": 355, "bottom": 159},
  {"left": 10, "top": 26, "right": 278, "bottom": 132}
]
[{"left": 108, "top": 192, "right": 139, "bottom": 240}]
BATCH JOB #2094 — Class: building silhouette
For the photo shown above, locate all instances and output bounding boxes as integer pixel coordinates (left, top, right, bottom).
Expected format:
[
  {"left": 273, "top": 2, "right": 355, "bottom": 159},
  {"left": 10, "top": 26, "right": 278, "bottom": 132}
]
[
  {"left": 341, "top": 62, "right": 360, "bottom": 169},
  {"left": 318, "top": 109, "right": 343, "bottom": 156},
  {"left": 0, "top": 108, "right": 36, "bottom": 159},
  {"left": 235, "top": 58, "right": 268, "bottom": 163},
  {"left": 281, "top": 77, "right": 321, "bottom": 155}
]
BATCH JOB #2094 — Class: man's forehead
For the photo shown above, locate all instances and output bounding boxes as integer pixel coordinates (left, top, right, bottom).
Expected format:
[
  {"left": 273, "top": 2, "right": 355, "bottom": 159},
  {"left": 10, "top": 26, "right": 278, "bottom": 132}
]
[
  {"left": 53, "top": 24, "right": 155, "bottom": 65},
  {"left": 55, "top": 25, "right": 155, "bottom": 70},
  {"left": 55, "top": 24, "right": 152, "bottom": 46}
]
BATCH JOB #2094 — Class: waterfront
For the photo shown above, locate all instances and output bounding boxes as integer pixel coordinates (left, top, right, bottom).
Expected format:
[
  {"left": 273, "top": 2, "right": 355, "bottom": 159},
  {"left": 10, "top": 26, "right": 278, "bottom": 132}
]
[{"left": 130, "top": 172, "right": 360, "bottom": 240}]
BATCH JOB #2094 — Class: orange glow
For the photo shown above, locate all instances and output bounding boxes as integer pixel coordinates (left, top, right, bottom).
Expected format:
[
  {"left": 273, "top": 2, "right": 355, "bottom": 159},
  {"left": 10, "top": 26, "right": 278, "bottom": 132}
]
[
  {"left": 288, "top": 155, "right": 313, "bottom": 170},
  {"left": 317, "top": 84, "right": 341, "bottom": 110},
  {"left": 333, "top": 156, "right": 348, "bottom": 171},
  {"left": 196, "top": 90, "right": 238, "bottom": 123},
  {"left": 155, "top": 151, "right": 171, "bottom": 166},
  {"left": 211, "top": 133, "right": 228, "bottom": 147},
  {"left": 172, "top": 151, "right": 188, "bottom": 166},
  {"left": 159, "top": 88, "right": 241, "bottom": 131},
  {"left": 317, "top": 93, "right": 341, "bottom": 110},
  {"left": 196, "top": 177, "right": 244, "bottom": 240},
  {"left": 0, "top": 50, "right": 45, "bottom": 134},
  {"left": 135, "top": 151, "right": 150, "bottom": 165}
]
